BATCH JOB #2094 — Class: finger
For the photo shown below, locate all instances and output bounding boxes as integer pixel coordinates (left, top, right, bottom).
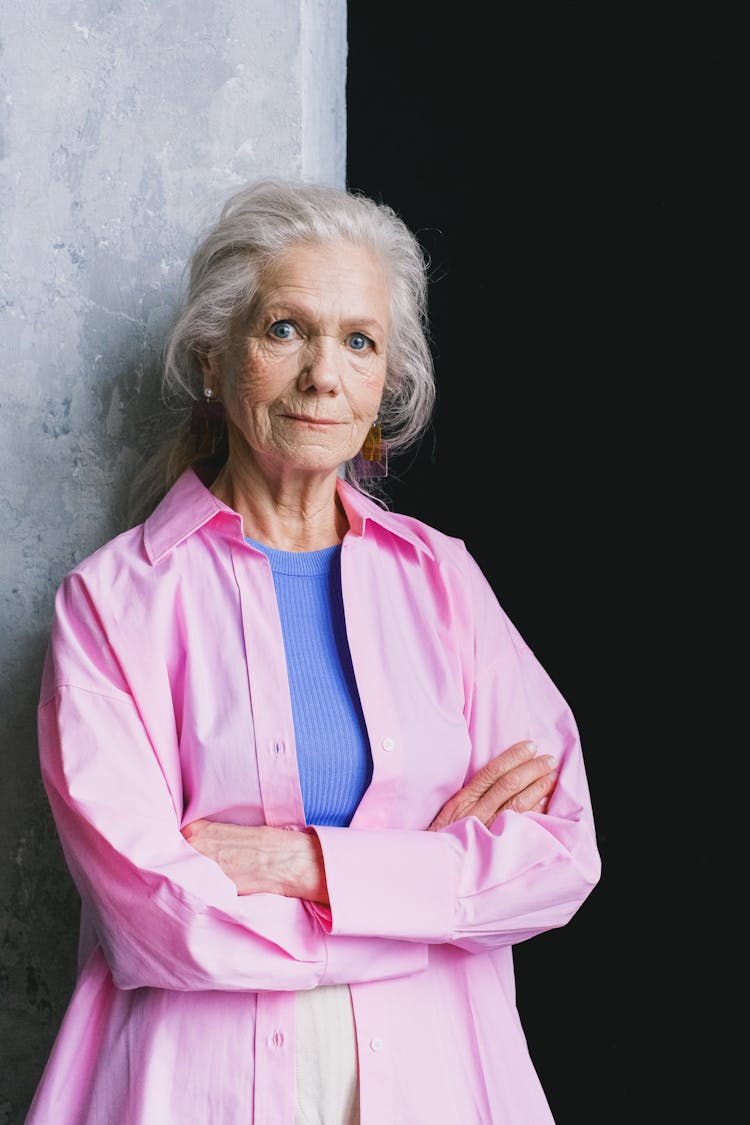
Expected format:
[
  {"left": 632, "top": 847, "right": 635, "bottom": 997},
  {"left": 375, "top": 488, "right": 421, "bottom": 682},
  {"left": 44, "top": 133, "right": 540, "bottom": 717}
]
[
  {"left": 474, "top": 767, "right": 558, "bottom": 827},
  {"left": 181, "top": 819, "right": 206, "bottom": 840},
  {"left": 181, "top": 818, "right": 220, "bottom": 847},
  {"left": 471, "top": 756, "right": 556, "bottom": 822},
  {"left": 427, "top": 796, "right": 467, "bottom": 832},
  {"left": 441, "top": 741, "right": 541, "bottom": 813},
  {"left": 468, "top": 740, "right": 539, "bottom": 793},
  {"left": 503, "top": 771, "right": 556, "bottom": 815}
]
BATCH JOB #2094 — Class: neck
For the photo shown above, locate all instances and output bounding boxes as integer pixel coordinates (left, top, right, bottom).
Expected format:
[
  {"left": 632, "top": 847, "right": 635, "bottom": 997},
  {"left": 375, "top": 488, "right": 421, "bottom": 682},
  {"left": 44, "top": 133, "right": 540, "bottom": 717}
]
[{"left": 210, "top": 458, "right": 348, "bottom": 551}]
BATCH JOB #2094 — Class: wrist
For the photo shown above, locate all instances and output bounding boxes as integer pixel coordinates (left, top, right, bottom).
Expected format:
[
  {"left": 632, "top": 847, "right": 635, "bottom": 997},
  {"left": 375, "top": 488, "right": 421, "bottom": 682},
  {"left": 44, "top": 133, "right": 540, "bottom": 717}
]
[{"left": 296, "top": 828, "right": 329, "bottom": 906}]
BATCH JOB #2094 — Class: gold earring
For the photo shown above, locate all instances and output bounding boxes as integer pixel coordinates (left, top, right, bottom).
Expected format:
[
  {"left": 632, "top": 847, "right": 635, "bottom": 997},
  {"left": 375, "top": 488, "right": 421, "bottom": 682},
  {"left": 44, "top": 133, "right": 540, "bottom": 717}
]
[{"left": 356, "top": 420, "right": 388, "bottom": 478}]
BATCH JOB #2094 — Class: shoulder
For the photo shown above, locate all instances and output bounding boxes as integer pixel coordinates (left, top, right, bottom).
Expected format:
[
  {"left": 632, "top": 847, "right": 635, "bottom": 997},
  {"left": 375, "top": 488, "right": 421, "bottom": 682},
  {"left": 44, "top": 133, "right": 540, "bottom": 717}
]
[
  {"left": 367, "top": 503, "right": 489, "bottom": 593},
  {"left": 382, "top": 508, "right": 472, "bottom": 566},
  {"left": 56, "top": 468, "right": 237, "bottom": 604},
  {"left": 58, "top": 522, "right": 148, "bottom": 600},
  {"left": 341, "top": 481, "right": 473, "bottom": 570},
  {"left": 49, "top": 525, "right": 155, "bottom": 666},
  {"left": 348, "top": 490, "right": 503, "bottom": 628}
]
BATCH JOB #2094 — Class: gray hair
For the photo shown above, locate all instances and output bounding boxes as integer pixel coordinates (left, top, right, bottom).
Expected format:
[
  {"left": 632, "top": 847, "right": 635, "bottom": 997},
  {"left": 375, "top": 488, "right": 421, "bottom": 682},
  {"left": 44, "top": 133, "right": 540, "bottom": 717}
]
[{"left": 129, "top": 178, "right": 436, "bottom": 522}]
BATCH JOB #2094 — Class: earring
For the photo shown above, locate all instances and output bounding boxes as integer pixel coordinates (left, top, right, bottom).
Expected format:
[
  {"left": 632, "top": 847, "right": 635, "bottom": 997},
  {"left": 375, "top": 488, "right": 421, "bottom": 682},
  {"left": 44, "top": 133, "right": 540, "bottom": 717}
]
[
  {"left": 190, "top": 387, "right": 226, "bottom": 455},
  {"left": 355, "top": 420, "right": 388, "bottom": 479}
]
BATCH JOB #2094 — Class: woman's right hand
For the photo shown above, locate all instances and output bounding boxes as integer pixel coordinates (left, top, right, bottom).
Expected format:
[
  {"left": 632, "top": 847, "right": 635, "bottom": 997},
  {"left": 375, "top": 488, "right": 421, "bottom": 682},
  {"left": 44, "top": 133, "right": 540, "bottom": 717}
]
[{"left": 428, "top": 740, "right": 557, "bottom": 831}]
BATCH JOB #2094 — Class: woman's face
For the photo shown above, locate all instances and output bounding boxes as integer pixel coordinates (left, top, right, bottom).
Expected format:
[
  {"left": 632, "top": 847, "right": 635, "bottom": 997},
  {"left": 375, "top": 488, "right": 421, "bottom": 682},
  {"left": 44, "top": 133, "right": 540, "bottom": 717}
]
[{"left": 206, "top": 239, "right": 389, "bottom": 481}]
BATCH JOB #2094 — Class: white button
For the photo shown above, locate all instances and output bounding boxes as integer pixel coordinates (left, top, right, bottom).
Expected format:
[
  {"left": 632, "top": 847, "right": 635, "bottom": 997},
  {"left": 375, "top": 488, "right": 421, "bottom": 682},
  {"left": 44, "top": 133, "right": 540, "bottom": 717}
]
[
  {"left": 369, "top": 1036, "right": 384, "bottom": 1052},
  {"left": 381, "top": 737, "right": 395, "bottom": 752},
  {"left": 271, "top": 1030, "right": 284, "bottom": 1048}
]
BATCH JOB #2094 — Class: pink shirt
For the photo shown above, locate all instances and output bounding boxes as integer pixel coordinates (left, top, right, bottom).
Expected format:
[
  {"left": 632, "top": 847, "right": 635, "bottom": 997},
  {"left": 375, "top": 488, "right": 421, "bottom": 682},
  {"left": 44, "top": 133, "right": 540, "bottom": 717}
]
[{"left": 26, "top": 468, "right": 601, "bottom": 1124}]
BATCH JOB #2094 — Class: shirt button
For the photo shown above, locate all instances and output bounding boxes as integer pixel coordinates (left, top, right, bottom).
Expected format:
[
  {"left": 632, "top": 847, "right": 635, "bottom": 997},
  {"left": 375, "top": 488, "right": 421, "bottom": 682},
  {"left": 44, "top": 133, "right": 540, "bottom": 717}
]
[
  {"left": 369, "top": 1036, "right": 384, "bottom": 1052},
  {"left": 273, "top": 740, "right": 285, "bottom": 756},
  {"left": 381, "top": 737, "right": 395, "bottom": 752},
  {"left": 271, "top": 1030, "right": 284, "bottom": 1048}
]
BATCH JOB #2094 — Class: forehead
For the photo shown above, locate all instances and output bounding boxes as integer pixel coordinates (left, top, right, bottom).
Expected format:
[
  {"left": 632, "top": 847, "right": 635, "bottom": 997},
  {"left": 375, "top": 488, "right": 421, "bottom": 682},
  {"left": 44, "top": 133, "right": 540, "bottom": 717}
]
[{"left": 257, "top": 240, "right": 389, "bottom": 319}]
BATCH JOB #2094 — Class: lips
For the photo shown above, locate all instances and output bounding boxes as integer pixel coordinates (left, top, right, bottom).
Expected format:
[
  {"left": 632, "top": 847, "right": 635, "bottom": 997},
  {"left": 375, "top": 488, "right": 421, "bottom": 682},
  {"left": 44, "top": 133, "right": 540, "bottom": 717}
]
[{"left": 284, "top": 414, "right": 339, "bottom": 425}]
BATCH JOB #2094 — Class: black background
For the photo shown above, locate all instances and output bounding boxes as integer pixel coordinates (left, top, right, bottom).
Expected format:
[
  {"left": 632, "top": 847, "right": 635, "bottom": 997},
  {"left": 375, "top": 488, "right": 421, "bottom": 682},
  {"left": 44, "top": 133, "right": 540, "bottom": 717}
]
[{"left": 345, "top": 6, "right": 705, "bottom": 1122}]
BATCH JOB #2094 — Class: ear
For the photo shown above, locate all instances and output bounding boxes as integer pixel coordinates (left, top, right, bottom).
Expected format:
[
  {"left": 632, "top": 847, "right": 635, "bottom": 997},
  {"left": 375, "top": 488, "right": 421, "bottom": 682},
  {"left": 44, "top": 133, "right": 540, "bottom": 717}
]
[{"left": 198, "top": 348, "right": 222, "bottom": 389}]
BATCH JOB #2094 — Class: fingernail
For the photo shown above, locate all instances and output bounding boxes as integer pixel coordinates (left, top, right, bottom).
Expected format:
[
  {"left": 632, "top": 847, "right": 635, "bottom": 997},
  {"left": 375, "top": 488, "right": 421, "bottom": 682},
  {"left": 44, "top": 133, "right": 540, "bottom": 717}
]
[{"left": 545, "top": 756, "right": 557, "bottom": 768}]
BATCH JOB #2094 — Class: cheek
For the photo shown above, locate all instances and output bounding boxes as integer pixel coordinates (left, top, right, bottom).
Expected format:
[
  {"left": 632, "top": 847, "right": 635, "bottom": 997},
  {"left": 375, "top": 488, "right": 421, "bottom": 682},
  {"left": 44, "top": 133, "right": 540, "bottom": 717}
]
[
  {"left": 223, "top": 349, "right": 276, "bottom": 404},
  {"left": 363, "top": 386, "right": 384, "bottom": 419},
  {"left": 359, "top": 367, "right": 387, "bottom": 416}
]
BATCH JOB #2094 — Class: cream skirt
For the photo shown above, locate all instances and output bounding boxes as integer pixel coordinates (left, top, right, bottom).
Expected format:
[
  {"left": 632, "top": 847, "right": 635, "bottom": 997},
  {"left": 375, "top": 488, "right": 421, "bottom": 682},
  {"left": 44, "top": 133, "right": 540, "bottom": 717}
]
[{"left": 294, "top": 984, "right": 360, "bottom": 1125}]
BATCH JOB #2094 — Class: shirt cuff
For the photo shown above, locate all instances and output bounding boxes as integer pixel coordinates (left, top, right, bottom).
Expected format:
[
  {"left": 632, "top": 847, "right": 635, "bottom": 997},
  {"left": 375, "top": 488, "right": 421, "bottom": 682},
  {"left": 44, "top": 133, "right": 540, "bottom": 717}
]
[
  {"left": 319, "top": 930, "right": 428, "bottom": 985},
  {"left": 311, "top": 826, "right": 459, "bottom": 942}
]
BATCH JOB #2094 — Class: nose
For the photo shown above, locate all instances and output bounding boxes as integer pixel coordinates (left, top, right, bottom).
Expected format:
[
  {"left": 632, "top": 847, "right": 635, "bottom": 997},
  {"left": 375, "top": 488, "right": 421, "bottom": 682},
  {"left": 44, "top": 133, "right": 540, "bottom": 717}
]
[{"left": 297, "top": 336, "right": 343, "bottom": 394}]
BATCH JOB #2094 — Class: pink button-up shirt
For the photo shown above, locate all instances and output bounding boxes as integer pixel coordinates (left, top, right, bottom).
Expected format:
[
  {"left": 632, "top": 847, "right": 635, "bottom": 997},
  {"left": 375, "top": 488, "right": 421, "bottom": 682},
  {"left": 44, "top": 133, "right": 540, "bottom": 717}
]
[{"left": 26, "top": 468, "right": 601, "bottom": 1124}]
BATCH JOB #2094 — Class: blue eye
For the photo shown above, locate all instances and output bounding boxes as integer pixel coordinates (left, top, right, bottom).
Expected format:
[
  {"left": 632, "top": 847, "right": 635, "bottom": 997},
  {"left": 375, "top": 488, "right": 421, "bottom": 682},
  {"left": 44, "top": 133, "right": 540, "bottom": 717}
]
[
  {"left": 270, "top": 321, "right": 295, "bottom": 340},
  {"left": 348, "top": 333, "right": 371, "bottom": 352}
]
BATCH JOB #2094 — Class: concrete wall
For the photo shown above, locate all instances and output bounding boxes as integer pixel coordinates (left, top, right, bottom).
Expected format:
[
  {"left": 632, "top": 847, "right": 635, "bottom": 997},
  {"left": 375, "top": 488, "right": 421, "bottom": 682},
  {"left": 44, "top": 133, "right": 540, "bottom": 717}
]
[{"left": 0, "top": 2, "right": 346, "bottom": 1119}]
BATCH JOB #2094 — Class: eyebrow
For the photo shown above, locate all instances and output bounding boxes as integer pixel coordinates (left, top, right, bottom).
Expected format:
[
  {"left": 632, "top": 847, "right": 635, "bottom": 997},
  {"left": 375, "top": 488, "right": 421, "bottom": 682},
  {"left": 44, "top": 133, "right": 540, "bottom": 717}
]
[{"left": 259, "top": 302, "right": 386, "bottom": 337}]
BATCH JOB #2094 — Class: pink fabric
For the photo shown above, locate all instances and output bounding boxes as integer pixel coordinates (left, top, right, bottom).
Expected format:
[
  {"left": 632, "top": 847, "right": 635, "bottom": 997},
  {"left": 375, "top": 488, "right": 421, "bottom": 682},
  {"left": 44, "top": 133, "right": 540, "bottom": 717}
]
[{"left": 26, "top": 468, "right": 601, "bottom": 1124}]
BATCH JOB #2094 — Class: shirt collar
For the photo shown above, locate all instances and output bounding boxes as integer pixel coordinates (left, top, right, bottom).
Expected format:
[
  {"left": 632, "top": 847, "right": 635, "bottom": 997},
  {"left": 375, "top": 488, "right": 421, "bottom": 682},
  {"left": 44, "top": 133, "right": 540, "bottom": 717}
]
[
  {"left": 143, "top": 468, "right": 434, "bottom": 565},
  {"left": 336, "top": 478, "right": 435, "bottom": 559}
]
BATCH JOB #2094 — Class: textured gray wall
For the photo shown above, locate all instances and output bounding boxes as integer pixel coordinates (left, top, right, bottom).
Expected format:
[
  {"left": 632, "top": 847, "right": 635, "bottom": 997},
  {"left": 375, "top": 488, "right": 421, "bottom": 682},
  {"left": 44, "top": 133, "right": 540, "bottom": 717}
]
[{"left": 0, "top": 2, "right": 346, "bottom": 1119}]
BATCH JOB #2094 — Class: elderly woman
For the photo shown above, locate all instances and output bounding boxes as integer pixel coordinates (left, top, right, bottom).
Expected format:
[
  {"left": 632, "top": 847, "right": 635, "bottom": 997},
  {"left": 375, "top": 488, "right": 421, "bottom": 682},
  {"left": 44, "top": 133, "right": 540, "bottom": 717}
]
[{"left": 26, "top": 179, "right": 601, "bottom": 1124}]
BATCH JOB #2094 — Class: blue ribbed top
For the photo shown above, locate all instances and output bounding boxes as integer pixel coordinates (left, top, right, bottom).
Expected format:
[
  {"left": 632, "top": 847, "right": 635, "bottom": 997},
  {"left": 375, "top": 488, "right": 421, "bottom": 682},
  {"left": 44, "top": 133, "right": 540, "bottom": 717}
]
[{"left": 245, "top": 537, "right": 373, "bottom": 827}]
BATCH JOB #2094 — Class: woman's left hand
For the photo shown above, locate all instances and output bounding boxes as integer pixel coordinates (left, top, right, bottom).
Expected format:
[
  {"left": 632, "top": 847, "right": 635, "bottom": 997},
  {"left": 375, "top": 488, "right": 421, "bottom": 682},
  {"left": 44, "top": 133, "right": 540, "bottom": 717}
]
[
  {"left": 181, "top": 820, "right": 329, "bottom": 905},
  {"left": 428, "top": 739, "right": 557, "bottom": 832}
]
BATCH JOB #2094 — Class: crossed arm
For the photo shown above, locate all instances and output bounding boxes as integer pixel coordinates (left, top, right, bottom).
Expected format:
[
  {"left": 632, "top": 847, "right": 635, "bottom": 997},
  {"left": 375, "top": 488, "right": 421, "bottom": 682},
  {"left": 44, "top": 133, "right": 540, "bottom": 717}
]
[{"left": 182, "top": 739, "right": 558, "bottom": 907}]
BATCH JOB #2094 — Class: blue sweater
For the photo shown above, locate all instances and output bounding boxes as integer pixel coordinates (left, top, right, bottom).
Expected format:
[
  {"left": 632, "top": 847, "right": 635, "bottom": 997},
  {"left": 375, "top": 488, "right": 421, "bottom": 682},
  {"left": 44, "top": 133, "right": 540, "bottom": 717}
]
[{"left": 246, "top": 538, "right": 373, "bottom": 826}]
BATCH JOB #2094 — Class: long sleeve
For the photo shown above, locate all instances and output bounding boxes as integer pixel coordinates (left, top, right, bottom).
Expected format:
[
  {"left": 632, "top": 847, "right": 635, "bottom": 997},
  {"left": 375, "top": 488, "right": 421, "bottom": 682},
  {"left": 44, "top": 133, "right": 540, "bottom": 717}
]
[
  {"left": 311, "top": 548, "right": 601, "bottom": 951},
  {"left": 38, "top": 574, "right": 427, "bottom": 993}
]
